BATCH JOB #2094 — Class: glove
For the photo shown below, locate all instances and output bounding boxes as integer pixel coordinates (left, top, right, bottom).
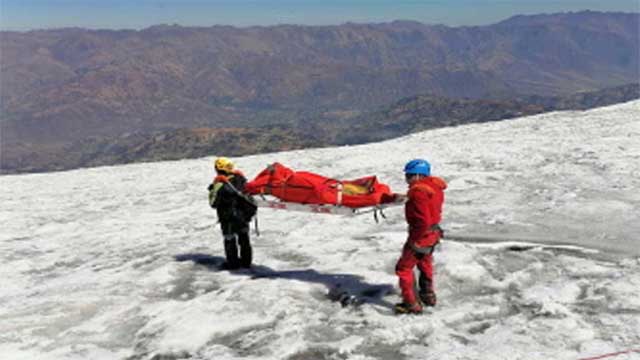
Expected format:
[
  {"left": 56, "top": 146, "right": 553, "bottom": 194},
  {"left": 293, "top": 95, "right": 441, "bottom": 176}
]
[
  {"left": 381, "top": 193, "right": 407, "bottom": 204},
  {"left": 380, "top": 193, "right": 396, "bottom": 204}
]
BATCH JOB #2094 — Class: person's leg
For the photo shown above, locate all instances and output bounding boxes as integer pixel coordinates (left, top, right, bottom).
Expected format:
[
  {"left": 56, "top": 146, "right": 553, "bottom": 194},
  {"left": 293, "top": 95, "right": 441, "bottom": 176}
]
[
  {"left": 237, "top": 224, "right": 252, "bottom": 268},
  {"left": 395, "top": 245, "right": 420, "bottom": 306},
  {"left": 221, "top": 221, "right": 239, "bottom": 269},
  {"left": 417, "top": 254, "right": 436, "bottom": 306}
]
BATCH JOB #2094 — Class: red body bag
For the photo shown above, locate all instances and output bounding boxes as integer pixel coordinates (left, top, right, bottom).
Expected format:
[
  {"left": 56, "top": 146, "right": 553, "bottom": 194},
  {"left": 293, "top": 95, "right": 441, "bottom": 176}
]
[{"left": 244, "top": 163, "right": 392, "bottom": 208}]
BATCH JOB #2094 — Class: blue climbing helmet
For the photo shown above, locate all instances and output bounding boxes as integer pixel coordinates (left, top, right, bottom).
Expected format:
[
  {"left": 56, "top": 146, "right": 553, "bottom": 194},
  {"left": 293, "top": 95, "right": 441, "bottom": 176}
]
[{"left": 404, "top": 159, "right": 431, "bottom": 176}]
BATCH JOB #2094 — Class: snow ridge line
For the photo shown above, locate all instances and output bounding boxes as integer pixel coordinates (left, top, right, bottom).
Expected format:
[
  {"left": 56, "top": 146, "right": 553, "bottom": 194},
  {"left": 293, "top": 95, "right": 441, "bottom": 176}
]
[
  {"left": 443, "top": 233, "right": 597, "bottom": 251},
  {"left": 578, "top": 349, "right": 640, "bottom": 360}
]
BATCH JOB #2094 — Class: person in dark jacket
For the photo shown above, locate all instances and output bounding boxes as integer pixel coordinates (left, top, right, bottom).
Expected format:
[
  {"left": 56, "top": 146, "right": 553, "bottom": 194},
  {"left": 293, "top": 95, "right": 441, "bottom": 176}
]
[
  {"left": 394, "top": 159, "right": 447, "bottom": 314},
  {"left": 208, "top": 157, "right": 253, "bottom": 269}
]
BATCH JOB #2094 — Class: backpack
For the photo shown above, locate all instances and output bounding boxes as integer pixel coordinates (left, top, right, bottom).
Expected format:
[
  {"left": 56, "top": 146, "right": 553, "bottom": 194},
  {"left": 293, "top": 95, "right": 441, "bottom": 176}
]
[
  {"left": 236, "top": 194, "right": 258, "bottom": 222},
  {"left": 224, "top": 179, "right": 257, "bottom": 222}
]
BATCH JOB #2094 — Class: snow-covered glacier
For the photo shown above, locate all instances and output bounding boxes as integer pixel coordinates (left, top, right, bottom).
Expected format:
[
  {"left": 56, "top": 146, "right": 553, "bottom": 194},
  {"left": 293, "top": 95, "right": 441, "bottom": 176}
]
[{"left": 1, "top": 101, "right": 639, "bottom": 359}]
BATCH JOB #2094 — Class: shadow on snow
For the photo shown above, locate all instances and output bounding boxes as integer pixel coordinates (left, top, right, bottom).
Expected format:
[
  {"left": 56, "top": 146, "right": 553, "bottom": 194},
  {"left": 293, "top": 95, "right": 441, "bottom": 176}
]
[{"left": 174, "top": 253, "right": 396, "bottom": 310}]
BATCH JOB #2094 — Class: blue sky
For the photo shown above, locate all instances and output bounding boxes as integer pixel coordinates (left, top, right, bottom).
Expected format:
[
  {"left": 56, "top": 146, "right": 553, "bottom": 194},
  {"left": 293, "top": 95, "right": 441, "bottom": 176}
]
[{"left": 1, "top": 0, "right": 638, "bottom": 31}]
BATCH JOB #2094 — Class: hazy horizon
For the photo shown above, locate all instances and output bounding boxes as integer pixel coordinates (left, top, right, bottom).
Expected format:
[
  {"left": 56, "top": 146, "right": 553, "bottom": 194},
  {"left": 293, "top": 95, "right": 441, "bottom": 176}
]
[{"left": 1, "top": 0, "right": 638, "bottom": 31}]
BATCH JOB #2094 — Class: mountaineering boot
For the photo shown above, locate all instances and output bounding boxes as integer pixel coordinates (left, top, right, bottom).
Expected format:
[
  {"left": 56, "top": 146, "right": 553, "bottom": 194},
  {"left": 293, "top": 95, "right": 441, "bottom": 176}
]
[
  {"left": 223, "top": 234, "right": 240, "bottom": 269},
  {"left": 337, "top": 292, "right": 362, "bottom": 307},
  {"left": 418, "top": 271, "right": 436, "bottom": 306},
  {"left": 394, "top": 302, "right": 423, "bottom": 314},
  {"left": 418, "top": 290, "right": 437, "bottom": 307},
  {"left": 327, "top": 286, "right": 362, "bottom": 307}
]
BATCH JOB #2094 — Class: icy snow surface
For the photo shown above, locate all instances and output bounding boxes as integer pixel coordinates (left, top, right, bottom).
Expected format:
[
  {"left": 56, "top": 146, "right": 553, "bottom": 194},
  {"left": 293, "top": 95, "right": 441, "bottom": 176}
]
[{"left": 1, "top": 101, "right": 639, "bottom": 359}]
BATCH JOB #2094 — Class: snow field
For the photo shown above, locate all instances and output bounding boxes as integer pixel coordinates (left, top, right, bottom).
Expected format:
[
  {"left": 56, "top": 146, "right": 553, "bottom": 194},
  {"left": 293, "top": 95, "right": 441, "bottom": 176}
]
[{"left": 1, "top": 101, "right": 639, "bottom": 359}]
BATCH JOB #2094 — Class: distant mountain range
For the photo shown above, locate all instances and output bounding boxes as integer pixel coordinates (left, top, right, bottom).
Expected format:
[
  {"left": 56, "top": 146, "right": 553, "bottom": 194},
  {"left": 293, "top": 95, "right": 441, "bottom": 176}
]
[{"left": 1, "top": 11, "right": 638, "bottom": 173}]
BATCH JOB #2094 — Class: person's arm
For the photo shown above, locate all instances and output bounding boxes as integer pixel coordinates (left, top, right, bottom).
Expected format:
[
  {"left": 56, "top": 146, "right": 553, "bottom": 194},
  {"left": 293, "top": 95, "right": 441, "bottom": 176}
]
[{"left": 407, "top": 190, "right": 433, "bottom": 242}]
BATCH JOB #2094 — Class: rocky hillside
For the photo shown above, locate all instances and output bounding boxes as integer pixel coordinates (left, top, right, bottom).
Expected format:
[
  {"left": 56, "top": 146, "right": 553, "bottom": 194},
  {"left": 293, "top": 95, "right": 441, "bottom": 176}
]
[
  {"left": 1, "top": 126, "right": 323, "bottom": 174},
  {"left": 1, "top": 11, "right": 638, "bottom": 145},
  {"left": 2, "top": 84, "right": 636, "bottom": 174},
  {"left": 1, "top": 11, "right": 638, "bottom": 173},
  {"left": 333, "top": 83, "right": 640, "bottom": 144}
]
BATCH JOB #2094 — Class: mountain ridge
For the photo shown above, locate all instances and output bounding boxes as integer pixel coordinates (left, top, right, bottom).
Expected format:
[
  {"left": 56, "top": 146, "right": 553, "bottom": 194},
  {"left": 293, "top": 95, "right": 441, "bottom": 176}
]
[
  {"left": 2, "top": 12, "right": 637, "bottom": 136},
  {"left": 1, "top": 11, "right": 638, "bottom": 173}
]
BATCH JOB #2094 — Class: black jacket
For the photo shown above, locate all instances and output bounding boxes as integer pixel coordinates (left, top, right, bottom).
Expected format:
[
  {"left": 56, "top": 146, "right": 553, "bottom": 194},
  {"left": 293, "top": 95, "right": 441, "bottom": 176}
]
[{"left": 209, "top": 171, "right": 250, "bottom": 223}]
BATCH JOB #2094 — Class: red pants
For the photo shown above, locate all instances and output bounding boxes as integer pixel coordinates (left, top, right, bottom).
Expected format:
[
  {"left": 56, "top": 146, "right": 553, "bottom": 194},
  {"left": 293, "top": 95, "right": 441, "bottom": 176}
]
[{"left": 395, "top": 244, "right": 434, "bottom": 304}]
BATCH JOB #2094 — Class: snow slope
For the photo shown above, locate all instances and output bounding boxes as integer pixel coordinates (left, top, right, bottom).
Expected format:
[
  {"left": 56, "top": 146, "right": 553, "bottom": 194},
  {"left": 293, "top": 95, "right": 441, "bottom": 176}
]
[{"left": 1, "top": 101, "right": 639, "bottom": 359}]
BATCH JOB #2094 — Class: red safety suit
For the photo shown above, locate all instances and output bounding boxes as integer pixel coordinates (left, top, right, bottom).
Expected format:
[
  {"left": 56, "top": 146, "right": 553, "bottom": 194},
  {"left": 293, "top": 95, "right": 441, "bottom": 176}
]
[{"left": 395, "top": 176, "right": 447, "bottom": 306}]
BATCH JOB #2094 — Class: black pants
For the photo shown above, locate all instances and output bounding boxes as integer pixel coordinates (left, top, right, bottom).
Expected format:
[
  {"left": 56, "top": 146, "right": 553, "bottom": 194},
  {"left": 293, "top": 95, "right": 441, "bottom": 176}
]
[{"left": 220, "top": 220, "right": 252, "bottom": 268}]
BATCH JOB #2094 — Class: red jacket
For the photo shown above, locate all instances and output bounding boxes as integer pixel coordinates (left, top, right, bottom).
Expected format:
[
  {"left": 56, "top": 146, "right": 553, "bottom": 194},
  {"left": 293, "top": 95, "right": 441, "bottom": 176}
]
[{"left": 405, "top": 176, "right": 447, "bottom": 248}]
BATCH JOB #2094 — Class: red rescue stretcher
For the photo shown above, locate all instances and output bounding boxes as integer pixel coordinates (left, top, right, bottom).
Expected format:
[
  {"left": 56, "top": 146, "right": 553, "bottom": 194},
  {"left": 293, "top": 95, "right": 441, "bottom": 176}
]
[{"left": 244, "top": 162, "right": 404, "bottom": 217}]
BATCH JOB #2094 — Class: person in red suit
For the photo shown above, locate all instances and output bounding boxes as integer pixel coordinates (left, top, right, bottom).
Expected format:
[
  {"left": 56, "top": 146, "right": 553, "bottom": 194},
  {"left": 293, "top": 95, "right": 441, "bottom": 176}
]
[{"left": 394, "top": 159, "right": 447, "bottom": 314}]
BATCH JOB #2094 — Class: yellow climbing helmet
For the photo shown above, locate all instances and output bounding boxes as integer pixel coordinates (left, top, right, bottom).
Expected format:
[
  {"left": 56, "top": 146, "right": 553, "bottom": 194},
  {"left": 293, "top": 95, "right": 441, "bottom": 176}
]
[{"left": 214, "top": 157, "right": 234, "bottom": 173}]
